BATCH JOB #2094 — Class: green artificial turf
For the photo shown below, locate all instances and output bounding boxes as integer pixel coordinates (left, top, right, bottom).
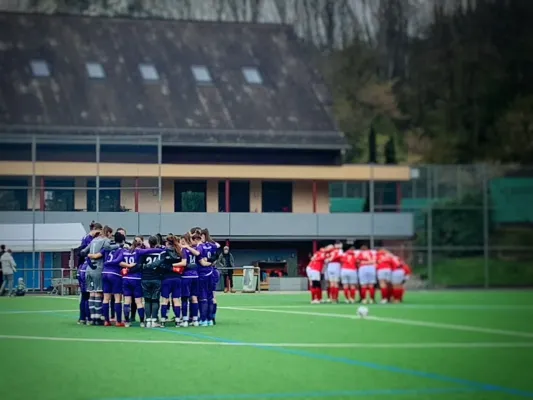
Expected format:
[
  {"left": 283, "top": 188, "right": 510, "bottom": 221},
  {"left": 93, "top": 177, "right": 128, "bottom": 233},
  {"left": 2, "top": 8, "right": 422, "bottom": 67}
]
[{"left": 0, "top": 291, "right": 533, "bottom": 400}]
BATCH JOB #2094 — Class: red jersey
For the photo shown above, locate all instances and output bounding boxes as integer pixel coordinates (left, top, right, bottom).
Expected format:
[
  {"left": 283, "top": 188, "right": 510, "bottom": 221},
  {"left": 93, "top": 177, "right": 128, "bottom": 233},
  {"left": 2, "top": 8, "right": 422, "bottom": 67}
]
[
  {"left": 357, "top": 249, "right": 377, "bottom": 266},
  {"left": 327, "top": 248, "right": 343, "bottom": 263},
  {"left": 376, "top": 252, "right": 394, "bottom": 270},
  {"left": 341, "top": 250, "right": 358, "bottom": 270},
  {"left": 308, "top": 250, "right": 327, "bottom": 272}
]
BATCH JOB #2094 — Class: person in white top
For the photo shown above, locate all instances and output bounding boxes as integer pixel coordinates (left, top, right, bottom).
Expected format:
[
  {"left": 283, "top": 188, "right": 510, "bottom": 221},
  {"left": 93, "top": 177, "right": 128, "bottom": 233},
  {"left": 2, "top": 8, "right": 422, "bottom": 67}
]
[{"left": 0, "top": 249, "right": 17, "bottom": 296}]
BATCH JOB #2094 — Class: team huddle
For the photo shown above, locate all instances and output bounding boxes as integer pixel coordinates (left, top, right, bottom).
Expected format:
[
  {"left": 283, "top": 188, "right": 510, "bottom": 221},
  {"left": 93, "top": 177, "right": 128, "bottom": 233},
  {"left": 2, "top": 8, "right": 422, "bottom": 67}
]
[
  {"left": 306, "top": 242, "right": 412, "bottom": 305},
  {"left": 77, "top": 223, "right": 220, "bottom": 328}
]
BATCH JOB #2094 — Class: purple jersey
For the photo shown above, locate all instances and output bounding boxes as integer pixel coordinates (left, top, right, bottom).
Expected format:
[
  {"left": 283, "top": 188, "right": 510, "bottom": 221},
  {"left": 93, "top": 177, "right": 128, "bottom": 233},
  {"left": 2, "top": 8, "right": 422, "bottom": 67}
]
[
  {"left": 182, "top": 248, "right": 199, "bottom": 278},
  {"left": 123, "top": 247, "right": 164, "bottom": 280},
  {"left": 80, "top": 234, "right": 94, "bottom": 249},
  {"left": 78, "top": 261, "right": 89, "bottom": 292},
  {"left": 103, "top": 247, "right": 126, "bottom": 276},
  {"left": 197, "top": 242, "right": 218, "bottom": 277}
]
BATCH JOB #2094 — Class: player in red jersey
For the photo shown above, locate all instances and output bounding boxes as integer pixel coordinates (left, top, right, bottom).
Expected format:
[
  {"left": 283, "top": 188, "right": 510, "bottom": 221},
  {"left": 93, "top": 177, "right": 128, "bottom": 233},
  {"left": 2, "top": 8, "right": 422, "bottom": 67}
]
[
  {"left": 325, "top": 241, "right": 343, "bottom": 303},
  {"left": 357, "top": 245, "right": 377, "bottom": 304},
  {"left": 376, "top": 249, "right": 393, "bottom": 303},
  {"left": 306, "top": 248, "right": 327, "bottom": 304},
  {"left": 340, "top": 247, "right": 359, "bottom": 303},
  {"left": 391, "top": 256, "right": 411, "bottom": 303}
]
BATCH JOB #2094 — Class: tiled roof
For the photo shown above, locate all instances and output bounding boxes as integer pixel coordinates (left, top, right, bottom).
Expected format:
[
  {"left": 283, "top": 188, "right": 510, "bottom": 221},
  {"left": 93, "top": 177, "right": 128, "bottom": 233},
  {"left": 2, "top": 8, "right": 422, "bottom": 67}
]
[{"left": 0, "top": 12, "right": 346, "bottom": 150}]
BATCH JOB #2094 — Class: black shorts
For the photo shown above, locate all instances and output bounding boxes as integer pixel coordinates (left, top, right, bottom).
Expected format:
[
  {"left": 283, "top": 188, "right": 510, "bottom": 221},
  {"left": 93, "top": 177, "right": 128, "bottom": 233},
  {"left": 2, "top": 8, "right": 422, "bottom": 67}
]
[{"left": 142, "top": 279, "right": 161, "bottom": 300}]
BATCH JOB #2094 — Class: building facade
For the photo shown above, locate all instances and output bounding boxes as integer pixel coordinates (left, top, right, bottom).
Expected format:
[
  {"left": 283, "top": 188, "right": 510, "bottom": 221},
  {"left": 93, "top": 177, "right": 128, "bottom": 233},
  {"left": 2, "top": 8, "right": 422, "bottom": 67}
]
[{"left": 0, "top": 12, "right": 414, "bottom": 286}]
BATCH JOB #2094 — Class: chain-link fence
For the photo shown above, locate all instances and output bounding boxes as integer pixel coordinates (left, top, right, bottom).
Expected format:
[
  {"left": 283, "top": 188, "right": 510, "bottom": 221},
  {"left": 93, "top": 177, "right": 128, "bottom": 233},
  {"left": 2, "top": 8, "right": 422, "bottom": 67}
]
[{"left": 331, "top": 164, "right": 533, "bottom": 288}]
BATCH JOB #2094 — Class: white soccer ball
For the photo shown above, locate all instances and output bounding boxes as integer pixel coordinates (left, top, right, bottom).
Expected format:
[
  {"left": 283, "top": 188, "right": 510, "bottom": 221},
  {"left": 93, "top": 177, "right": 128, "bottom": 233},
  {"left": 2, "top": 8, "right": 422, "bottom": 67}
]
[{"left": 357, "top": 306, "right": 369, "bottom": 318}]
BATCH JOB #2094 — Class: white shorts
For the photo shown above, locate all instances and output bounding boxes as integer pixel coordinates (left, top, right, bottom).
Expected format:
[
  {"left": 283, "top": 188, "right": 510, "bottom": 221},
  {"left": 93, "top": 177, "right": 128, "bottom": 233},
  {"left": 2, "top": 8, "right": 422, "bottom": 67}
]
[
  {"left": 391, "top": 269, "right": 406, "bottom": 285},
  {"left": 358, "top": 265, "right": 377, "bottom": 286},
  {"left": 327, "top": 263, "right": 341, "bottom": 282},
  {"left": 341, "top": 269, "right": 358, "bottom": 285},
  {"left": 306, "top": 266, "right": 321, "bottom": 282},
  {"left": 377, "top": 268, "right": 392, "bottom": 282}
]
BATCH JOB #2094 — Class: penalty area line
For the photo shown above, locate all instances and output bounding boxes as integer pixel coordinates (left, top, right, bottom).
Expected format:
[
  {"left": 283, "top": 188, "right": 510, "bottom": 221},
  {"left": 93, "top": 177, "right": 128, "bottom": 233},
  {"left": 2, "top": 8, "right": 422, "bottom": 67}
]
[
  {"left": 0, "top": 334, "right": 532, "bottom": 349},
  {"left": 223, "top": 306, "right": 533, "bottom": 339}
]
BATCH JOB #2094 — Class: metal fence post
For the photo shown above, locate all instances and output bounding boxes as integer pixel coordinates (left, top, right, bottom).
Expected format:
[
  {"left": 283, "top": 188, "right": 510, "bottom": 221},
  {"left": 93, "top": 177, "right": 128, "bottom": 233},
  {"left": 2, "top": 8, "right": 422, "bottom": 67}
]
[
  {"left": 482, "top": 164, "right": 490, "bottom": 288},
  {"left": 427, "top": 166, "right": 433, "bottom": 287},
  {"left": 158, "top": 135, "right": 162, "bottom": 233},
  {"left": 31, "top": 135, "right": 37, "bottom": 288},
  {"left": 96, "top": 135, "right": 100, "bottom": 217},
  {"left": 369, "top": 165, "right": 375, "bottom": 249}
]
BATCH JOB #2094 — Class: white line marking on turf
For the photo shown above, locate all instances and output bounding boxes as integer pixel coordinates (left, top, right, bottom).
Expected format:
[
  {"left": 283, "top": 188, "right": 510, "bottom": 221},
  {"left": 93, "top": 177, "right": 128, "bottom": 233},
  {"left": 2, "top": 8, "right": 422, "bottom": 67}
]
[
  {"left": 1, "top": 334, "right": 533, "bottom": 348},
  {"left": 222, "top": 307, "right": 533, "bottom": 339},
  {"left": 0, "top": 309, "right": 77, "bottom": 315},
  {"left": 41, "top": 297, "right": 533, "bottom": 310}
]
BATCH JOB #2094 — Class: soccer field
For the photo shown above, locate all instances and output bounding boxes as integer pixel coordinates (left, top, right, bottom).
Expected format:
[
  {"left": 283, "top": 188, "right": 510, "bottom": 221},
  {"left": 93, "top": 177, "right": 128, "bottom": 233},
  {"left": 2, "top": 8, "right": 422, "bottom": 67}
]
[{"left": 1, "top": 291, "right": 533, "bottom": 400}]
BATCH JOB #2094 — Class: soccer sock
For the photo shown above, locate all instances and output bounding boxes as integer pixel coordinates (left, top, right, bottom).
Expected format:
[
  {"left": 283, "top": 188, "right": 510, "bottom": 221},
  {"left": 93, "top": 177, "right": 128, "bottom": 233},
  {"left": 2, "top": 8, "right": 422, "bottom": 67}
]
[
  {"left": 343, "top": 287, "right": 350, "bottom": 301},
  {"left": 137, "top": 307, "right": 145, "bottom": 322},
  {"left": 212, "top": 303, "right": 217, "bottom": 319},
  {"left": 309, "top": 287, "right": 315, "bottom": 301},
  {"left": 161, "top": 304, "right": 168, "bottom": 320},
  {"left": 79, "top": 298, "right": 86, "bottom": 321},
  {"left": 191, "top": 302, "right": 199, "bottom": 321},
  {"left": 381, "top": 287, "right": 389, "bottom": 301},
  {"left": 350, "top": 288, "right": 357, "bottom": 300},
  {"left": 114, "top": 303, "right": 122, "bottom": 323},
  {"left": 95, "top": 298, "right": 103, "bottom": 320},
  {"left": 181, "top": 298, "right": 189, "bottom": 320},
  {"left": 151, "top": 300, "right": 160, "bottom": 319},
  {"left": 327, "top": 286, "right": 331, "bottom": 299},
  {"left": 199, "top": 300, "right": 208, "bottom": 321},
  {"left": 131, "top": 301, "right": 137, "bottom": 321},
  {"left": 123, "top": 304, "right": 131, "bottom": 322},
  {"left": 110, "top": 297, "right": 115, "bottom": 319},
  {"left": 102, "top": 302, "right": 110, "bottom": 322},
  {"left": 369, "top": 287, "right": 376, "bottom": 300},
  {"left": 173, "top": 305, "right": 181, "bottom": 321},
  {"left": 207, "top": 299, "right": 214, "bottom": 320},
  {"left": 144, "top": 299, "right": 152, "bottom": 318},
  {"left": 399, "top": 287, "right": 405, "bottom": 301},
  {"left": 88, "top": 297, "right": 95, "bottom": 319},
  {"left": 361, "top": 287, "right": 368, "bottom": 300},
  {"left": 392, "top": 288, "right": 401, "bottom": 301}
]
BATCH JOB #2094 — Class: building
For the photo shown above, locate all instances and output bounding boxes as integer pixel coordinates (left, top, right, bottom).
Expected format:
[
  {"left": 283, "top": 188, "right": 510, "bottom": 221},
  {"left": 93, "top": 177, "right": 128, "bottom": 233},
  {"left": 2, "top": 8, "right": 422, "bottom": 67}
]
[{"left": 0, "top": 12, "right": 413, "bottom": 286}]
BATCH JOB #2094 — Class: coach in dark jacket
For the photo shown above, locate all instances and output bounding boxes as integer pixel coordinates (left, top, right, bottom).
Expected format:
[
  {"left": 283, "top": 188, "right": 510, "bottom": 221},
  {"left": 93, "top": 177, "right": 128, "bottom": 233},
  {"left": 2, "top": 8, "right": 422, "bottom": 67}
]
[{"left": 217, "top": 246, "right": 236, "bottom": 293}]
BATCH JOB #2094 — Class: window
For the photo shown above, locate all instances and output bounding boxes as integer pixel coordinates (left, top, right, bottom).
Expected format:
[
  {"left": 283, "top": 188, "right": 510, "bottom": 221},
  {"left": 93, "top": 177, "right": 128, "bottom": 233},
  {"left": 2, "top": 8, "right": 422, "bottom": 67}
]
[
  {"left": 87, "top": 179, "right": 121, "bottom": 212},
  {"left": 174, "top": 181, "right": 206, "bottom": 212},
  {"left": 139, "top": 63, "right": 159, "bottom": 81},
  {"left": 44, "top": 179, "right": 75, "bottom": 211},
  {"left": 218, "top": 181, "right": 250, "bottom": 212},
  {"left": 0, "top": 179, "right": 28, "bottom": 211},
  {"left": 30, "top": 60, "right": 50, "bottom": 77},
  {"left": 262, "top": 181, "right": 292, "bottom": 212},
  {"left": 86, "top": 62, "right": 106, "bottom": 79},
  {"left": 191, "top": 65, "right": 212, "bottom": 84},
  {"left": 242, "top": 67, "right": 263, "bottom": 84}
]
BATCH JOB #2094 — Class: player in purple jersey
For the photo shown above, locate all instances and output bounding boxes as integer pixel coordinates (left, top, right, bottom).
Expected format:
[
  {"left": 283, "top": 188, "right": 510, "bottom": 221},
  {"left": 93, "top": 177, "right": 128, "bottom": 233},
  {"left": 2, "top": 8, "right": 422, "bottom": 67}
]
[
  {"left": 160, "top": 235, "right": 186, "bottom": 327},
  {"left": 129, "top": 235, "right": 145, "bottom": 322},
  {"left": 101, "top": 232, "right": 127, "bottom": 327},
  {"left": 180, "top": 232, "right": 200, "bottom": 327},
  {"left": 77, "top": 260, "right": 90, "bottom": 325},
  {"left": 197, "top": 228, "right": 220, "bottom": 326},
  {"left": 77, "top": 222, "right": 101, "bottom": 267},
  {"left": 123, "top": 237, "right": 165, "bottom": 327}
]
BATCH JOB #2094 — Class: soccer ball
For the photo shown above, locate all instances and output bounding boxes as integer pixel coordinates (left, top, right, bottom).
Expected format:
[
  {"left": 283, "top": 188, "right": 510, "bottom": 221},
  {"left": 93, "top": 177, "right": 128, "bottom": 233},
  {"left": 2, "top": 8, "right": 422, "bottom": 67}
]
[{"left": 357, "top": 306, "right": 369, "bottom": 318}]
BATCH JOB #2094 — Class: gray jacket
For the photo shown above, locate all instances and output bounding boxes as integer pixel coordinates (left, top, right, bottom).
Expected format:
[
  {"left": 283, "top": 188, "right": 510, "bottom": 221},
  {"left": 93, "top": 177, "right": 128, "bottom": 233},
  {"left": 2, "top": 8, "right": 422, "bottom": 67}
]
[{"left": 216, "top": 252, "right": 235, "bottom": 271}]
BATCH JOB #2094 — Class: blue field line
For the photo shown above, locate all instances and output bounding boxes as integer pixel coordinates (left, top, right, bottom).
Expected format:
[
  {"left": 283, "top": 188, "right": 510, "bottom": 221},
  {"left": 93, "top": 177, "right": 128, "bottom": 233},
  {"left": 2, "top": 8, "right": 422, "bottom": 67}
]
[
  {"left": 97, "top": 387, "right": 480, "bottom": 400},
  {"left": 19, "top": 310, "right": 533, "bottom": 399},
  {"left": 157, "top": 328, "right": 533, "bottom": 398}
]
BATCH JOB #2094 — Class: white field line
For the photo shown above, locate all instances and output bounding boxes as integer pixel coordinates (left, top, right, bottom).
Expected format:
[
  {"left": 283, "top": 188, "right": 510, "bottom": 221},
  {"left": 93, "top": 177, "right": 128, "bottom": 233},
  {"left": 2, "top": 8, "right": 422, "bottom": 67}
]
[
  {"left": 223, "top": 306, "right": 533, "bottom": 339},
  {"left": 0, "top": 309, "right": 77, "bottom": 315},
  {"left": 40, "top": 296, "right": 533, "bottom": 310},
  {"left": 0, "top": 334, "right": 533, "bottom": 349}
]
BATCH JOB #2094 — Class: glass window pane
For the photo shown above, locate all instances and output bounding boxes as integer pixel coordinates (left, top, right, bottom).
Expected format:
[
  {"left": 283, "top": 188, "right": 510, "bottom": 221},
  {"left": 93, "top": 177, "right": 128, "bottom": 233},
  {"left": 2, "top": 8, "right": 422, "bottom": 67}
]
[
  {"left": 191, "top": 65, "right": 212, "bottom": 83},
  {"left": 242, "top": 67, "right": 263, "bottom": 84}
]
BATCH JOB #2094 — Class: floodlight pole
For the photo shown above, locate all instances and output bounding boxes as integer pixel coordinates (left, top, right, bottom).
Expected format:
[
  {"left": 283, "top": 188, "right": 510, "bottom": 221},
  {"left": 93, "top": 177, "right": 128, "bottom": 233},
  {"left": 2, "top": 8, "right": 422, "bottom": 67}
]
[
  {"left": 96, "top": 135, "right": 100, "bottom": 217},
  {"left": 483, "top": 164, "right": 490, "bottom": 288},
  {"left": 31, "top": 135, "right": 36, "bottom": 289},
  {"left": 427, "top": 167, "right": 433, "bottom": 287},
  {"left": 158, "top": 135, "right": 162, "bottom": 233},
  {"left": 369, "top": 165, "right": 375, "bottom": 249}
]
